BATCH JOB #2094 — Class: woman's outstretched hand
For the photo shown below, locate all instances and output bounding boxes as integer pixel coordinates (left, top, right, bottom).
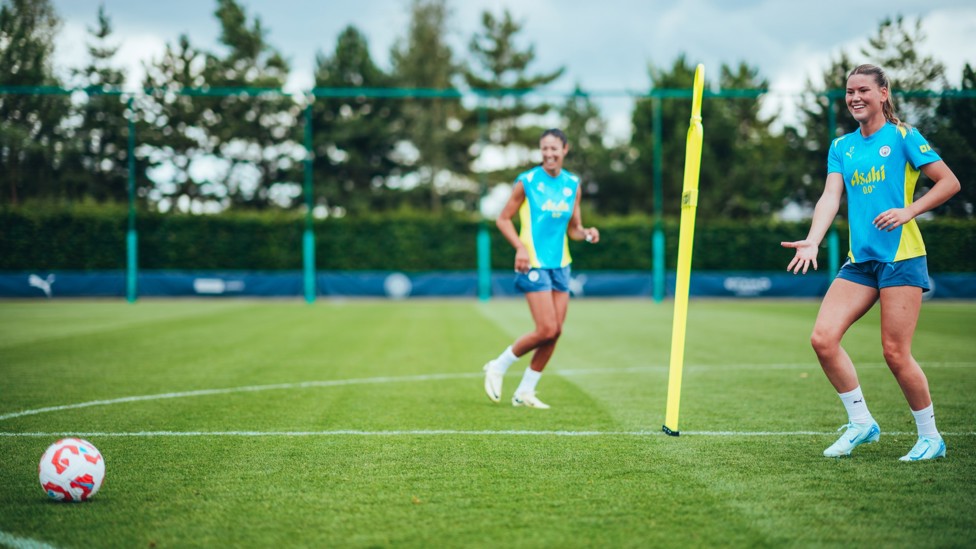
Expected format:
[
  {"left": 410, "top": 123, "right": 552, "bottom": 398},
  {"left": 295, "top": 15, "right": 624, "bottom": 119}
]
[{"left": 781, "top": 240, "right": 819, "bottom": 274}]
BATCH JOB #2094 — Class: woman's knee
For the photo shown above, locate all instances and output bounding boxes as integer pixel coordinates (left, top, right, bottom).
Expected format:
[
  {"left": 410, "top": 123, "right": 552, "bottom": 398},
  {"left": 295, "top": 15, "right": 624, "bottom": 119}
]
[
  {"left": 810, "top": 327, "right": 840, "bottom": 356},
  {"left": 881, "top": 339, "right": 912, "bottom": 366},
  {"left": 536, "top": 323, "right": 561, "bottom": 342}
]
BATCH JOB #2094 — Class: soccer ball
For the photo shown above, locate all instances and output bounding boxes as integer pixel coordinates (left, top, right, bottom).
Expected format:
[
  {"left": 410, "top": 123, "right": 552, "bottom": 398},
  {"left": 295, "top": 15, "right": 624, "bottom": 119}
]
[{"left": 38, "top": 438, "right": 105, "bottom": 502}]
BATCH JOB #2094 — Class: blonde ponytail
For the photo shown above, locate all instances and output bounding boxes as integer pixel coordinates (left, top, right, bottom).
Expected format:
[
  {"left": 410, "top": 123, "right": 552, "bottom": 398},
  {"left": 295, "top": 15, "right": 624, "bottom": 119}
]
[{"left": 849, "top": 64, "right": 905, "bottom": 127}]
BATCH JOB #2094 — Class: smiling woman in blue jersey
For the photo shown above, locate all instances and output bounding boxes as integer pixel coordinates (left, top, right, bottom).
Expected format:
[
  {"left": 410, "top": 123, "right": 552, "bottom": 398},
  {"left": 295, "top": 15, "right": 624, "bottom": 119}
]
[
  {"left": 782, "top": 64, "right": 961, "bottom": 461},
  {"left": 482, "top": 128, "right": 600, "bottom": 409}
]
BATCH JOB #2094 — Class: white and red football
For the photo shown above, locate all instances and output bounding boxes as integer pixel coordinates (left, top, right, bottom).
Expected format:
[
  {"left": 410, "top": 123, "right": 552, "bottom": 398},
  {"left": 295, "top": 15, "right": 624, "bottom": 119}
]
[{"left": 38, "top": 438, "right": 105, "bottom": 502}]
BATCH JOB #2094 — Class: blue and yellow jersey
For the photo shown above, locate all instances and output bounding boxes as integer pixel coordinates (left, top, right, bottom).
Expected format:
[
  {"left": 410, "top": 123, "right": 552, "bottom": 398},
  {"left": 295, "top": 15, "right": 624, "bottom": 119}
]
[
  {"left": 515, "top": 166, "right": 580, "bottom": 268},
  {"left": 827, "top": 122, "right": 941, "bottom": 263}
]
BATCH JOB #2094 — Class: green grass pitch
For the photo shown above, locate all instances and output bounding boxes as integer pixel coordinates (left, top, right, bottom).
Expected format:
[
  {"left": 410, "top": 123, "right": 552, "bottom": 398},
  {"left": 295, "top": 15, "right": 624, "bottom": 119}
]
[{"left": 1, "top": 298, "right": 974, "bottom": 547}]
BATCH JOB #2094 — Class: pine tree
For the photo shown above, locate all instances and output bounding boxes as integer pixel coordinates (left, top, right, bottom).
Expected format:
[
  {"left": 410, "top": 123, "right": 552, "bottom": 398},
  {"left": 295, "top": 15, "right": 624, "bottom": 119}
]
[
  {"left": 390, "top": 0, "right": 471, "bottom": 213},
  {"left": 557, "top": 85, "right": 631, "bottom": 214},
  {"left": 794, "top": 15, "right": 953, "bottom": 218},
  {"left": 311, "top": 26, "right": 402, "bottom": 215},
  {"left": 62, "top": 5, "right": 129, "bottom": 202},
  {"left": 630, "top": 56, "right": 698, "bottom": 217},
  {"left": 463, "top": 9, "right": 564, "bottom": 185},
  {"left": 927, "top": 63, "right": 976, "bottom": 216},
  {"left": 138, "top": 34, "right": 213, "bottom": 211},
  {"left": 202, "top": 0, "right": 299, "bottom": 209},
  {"left": 861, "top": 16, "right": 946, "bottom": 125},
  {"left": 631, "top": 57, "right": 784, "bottom": 218},
  {"left": 706, "top": 62, "right": 789, "bottom": 219}
]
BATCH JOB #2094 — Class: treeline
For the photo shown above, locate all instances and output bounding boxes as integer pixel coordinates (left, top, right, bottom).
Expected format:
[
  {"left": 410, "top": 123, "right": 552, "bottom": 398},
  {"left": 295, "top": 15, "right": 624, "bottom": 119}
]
[
  {"left": 3, "top": 207, "right": 975, "bottom": 272},
  {"left": 1, "top": 0, "right": 974, "bottom": 219}
]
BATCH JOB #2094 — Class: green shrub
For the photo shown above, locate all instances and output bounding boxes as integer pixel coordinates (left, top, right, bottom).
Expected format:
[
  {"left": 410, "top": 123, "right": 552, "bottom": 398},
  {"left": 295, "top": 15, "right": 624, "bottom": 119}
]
[{"left": 2, "top": 205, "right": 973, "bottom": 272}]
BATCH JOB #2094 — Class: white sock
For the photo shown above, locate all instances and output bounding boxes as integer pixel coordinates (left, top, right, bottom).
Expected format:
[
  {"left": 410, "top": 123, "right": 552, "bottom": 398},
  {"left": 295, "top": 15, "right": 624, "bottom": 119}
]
[
  {"left": 489, "top": 346, "right": 518, "bottom": 374},
  {"left": 911, "top": 404, "right": 940, "bottom": 439},
  {"left": 838, "top": 386, "right": 873, "bottom": 425},
  {"left": 515, "top": 368, "right": 542, "bottom": 395}
]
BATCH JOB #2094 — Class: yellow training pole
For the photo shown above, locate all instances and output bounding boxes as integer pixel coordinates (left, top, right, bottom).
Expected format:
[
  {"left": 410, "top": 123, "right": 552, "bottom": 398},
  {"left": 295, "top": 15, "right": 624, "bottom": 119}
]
[{"left": 663, "top": 64, "right": 705, "bottom": 436}]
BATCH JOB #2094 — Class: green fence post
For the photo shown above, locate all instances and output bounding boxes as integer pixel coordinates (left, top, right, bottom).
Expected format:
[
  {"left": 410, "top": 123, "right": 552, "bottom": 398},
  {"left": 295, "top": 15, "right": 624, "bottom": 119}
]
[
  {"left": 652, "top": 94, "right": 665, "bottom": 303},
  {"left": 827, "top": 228, "right": 839, "bottom": 278},
  {"left": 653, "top": 224, "right": 665, "bottom": 300},
  {"left": 126, "top": 96, "right": 138, "bottom": 303},
  {"left": 477, "top": 102, "right": 491, "bottom": 301},
  {"left": 826, "top": 91, "right": 840, "bottom": 279},
  {"left": 303, "top": 102, "right": 316, "bottom": 303},
  {"left": 478, "top": 225, "right": 491, "bottom": 300}
]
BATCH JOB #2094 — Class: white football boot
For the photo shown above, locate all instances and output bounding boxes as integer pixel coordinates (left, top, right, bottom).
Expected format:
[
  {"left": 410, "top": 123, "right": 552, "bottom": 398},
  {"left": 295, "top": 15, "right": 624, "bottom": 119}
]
[
  {"left": 512, "top": 391, "right": 550, "bottom": 409},
  {"left": 483, "top": 362, "right": 503, "bottom": 403},
  {"left": 899, "top": 436, "right": 946, "bottom": 461},
  {"left": 823, "top": 421, "right": 880, "bottom": 457}
]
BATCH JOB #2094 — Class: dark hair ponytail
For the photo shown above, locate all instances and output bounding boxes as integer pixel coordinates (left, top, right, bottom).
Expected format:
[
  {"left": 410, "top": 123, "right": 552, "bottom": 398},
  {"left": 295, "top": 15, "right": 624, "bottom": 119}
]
[{"left": 540, "top": 128, "right": 568, "bottom": 146}]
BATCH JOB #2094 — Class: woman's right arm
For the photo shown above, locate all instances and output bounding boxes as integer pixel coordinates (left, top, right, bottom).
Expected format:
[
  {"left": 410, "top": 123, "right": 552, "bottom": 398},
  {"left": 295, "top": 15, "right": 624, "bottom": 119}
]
[
  {"left": 496, "top": 183, "right": 530, "bottom": 273},
  {"left": 781, "top": 173, "right": 844, "bottom": 274}
]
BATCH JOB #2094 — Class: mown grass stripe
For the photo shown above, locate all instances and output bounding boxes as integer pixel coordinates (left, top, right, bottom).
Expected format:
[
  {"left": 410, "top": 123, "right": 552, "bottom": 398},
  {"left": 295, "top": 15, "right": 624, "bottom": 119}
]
[
  {"left": 3, "top": 430, "right": 974, "bottom": 437},
  {"left": 3, "top": 362, "right": 972, "bottom": 422}
]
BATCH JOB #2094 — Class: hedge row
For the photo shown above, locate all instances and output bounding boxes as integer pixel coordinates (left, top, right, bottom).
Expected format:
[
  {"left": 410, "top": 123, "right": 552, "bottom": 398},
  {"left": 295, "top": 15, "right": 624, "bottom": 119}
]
[{"left": 2, "top": 206, "right": 974, "bottom": 272}]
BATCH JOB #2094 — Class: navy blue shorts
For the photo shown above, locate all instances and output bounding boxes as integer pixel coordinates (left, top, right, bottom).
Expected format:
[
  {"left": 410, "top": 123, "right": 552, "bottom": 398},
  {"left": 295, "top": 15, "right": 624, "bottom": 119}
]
[
  {"left": 514, "top": 266, "right": 571, "bottom": 293},
  {"left": 836, "top": 256, "right": 930, "bottom": 292}
]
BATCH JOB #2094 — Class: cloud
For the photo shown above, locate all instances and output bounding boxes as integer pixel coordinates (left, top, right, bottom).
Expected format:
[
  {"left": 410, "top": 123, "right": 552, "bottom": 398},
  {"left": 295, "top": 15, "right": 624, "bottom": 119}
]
[
  {"left": 48, "top": 0, "right": 975, "bottom": 134},
  {"left": 54, "top": 18, "right": 173, "bottom": 90},
  {"left": 918, "top": 7, "right": 976, "bottom": 83}
]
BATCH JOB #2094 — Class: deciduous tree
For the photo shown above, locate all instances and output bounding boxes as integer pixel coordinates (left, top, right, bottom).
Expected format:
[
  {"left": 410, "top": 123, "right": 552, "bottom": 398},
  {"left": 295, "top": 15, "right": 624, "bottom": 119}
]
[{"left": 0, "top": 0, "right": 69, "bottom": 204}]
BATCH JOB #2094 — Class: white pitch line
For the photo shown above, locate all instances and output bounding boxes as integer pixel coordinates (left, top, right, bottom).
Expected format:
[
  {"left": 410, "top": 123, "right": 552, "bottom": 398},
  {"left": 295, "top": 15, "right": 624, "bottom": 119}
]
[
  {"left": 0, "top": 530, "right": 58, "bottom": 549},
  {"left": 0, "top": 372, "right": 483, "bottom": 422},
  {"left": 1, "top": 430, "right": 974, "bottom": 438}
]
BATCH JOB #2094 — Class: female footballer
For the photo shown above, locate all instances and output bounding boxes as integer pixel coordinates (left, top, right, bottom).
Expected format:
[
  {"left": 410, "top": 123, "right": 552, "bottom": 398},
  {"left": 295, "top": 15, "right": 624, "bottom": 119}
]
[
  {"left": 482, "top": 128, "right": 599, "bottom": 409},
  {"left": 782, "top": 64, "right": 961, "bottom": 460}
]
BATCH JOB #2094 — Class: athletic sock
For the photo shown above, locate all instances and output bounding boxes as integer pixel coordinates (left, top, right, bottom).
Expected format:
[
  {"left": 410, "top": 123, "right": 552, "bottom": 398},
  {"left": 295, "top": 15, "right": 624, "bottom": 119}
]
[
  {"left": 489, "top": 346, "right": 518, "bottom": 374},
  {"left": 911, "top": 403, "right": 940, "bottom": 439},
  {"left": 838, "top": 386, "right": 874, "bottom": 425},
  {"left": 515, "top": 367, "right": 542, "bottom": 395}
]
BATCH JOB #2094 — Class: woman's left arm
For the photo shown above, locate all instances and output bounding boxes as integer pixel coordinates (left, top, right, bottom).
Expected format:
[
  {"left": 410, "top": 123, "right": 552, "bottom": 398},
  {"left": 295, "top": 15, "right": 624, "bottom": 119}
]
[
  {"left": 874, "top": 160, "right": 961, "bottom": 231},
  {"left": 567, "top": 190, "right": 599, "bottom": 243}
]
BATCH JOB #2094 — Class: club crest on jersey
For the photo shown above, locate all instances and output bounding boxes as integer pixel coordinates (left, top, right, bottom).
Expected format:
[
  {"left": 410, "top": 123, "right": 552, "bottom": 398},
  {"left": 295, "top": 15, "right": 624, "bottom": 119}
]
[
  {"left": 879, "top": 145, "right": 891, "bottom": 158},
  {"left": 562, "top": 187, "right": 573, "bottom": 197}
]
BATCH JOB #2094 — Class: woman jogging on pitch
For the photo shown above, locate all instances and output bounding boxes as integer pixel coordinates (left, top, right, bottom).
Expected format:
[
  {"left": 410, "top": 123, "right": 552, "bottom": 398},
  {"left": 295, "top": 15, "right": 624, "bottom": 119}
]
[
  {"left": 782, "top": 64, "right": 960, "bottom": 460},
  {"left": 482, "top": 128, "right": 599, "bottom": 409}
]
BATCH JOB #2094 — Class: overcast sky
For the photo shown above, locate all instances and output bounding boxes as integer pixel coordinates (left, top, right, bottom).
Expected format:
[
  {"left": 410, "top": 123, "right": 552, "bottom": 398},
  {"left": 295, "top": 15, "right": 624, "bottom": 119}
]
[{"left": 48, "top": 0, "right": 976, "bottom": 136}]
